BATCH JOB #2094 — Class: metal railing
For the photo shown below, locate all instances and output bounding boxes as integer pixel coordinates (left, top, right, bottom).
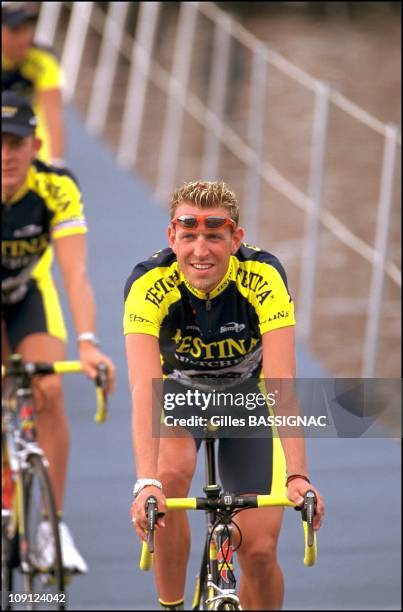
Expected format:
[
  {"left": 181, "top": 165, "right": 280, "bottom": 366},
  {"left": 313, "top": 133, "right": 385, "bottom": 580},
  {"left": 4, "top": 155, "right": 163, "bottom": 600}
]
[{"left": 35, "top": 1, "right": 401, "bottom": 378}]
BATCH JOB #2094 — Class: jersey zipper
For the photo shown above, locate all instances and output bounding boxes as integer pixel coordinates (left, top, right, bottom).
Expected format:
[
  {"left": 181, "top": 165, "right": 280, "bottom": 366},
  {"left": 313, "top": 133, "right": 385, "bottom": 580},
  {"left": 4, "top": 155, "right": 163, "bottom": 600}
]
[{"left": 206, "top": 293, "right": 212, "bottom": 335}]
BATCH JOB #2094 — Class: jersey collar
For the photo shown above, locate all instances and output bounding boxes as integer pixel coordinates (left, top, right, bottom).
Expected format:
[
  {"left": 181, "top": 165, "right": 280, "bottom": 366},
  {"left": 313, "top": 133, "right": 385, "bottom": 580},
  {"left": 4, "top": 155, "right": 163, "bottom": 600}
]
[
  {"left": 2, "top": 165, "right": 36, "bottom": 205},
  {"left": 181, "top": 258, "right": 235, "bottom": 300}
]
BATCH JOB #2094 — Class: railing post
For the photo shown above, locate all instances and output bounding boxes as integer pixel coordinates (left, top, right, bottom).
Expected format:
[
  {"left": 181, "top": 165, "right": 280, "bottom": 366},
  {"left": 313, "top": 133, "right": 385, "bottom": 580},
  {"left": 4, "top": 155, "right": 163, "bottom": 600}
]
[
  {"left": 298, "top": 81, "right": 330, "bottom": 342},
  {"left": 86, "top": 2, "right": 129, "bottom": 135},
  {"left": 362, "top": 124, "right": 398, "bottom": 378},
  {"left": 244, "top": 45, "right": 268, "bottom": 245},
  {"left": 201, "top": 13, "right": 232, "bottom": 181},
  {"left": 117, "top": 2, "right": 161, "bottom": 169},
  {"left": 35, "top": 1, "right": 62, "bottom": 47},
  {"left": 156, "top": 2, "right": 198, "bottom": 204},
  {"left": 61, "top": 2, "right": 93, "bottom": 102}
]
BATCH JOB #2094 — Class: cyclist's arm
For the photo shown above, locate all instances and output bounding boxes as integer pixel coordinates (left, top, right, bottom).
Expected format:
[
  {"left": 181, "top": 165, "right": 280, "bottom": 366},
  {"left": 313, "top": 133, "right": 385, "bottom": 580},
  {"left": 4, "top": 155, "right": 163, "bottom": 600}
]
[
  {"left": 262, "top": 326, "right": 308, "bottom": 476},
  {"left": 125, "top": 333, "right": 162, "bottom": 479},
  {"left": 263, "top": 326, "right": 324, "bottom": 528},
  {"left": 126, "top": 333, "right": 167, "bottom": 539},
  {"left": 54, "top": 233, "right": 96, "bottom": 338},
  {"left": 38, "top": 88, "right": 65, "bottom": 161},
  {"left": 53, "top": 234, "right": 115, "bottom": 389}
]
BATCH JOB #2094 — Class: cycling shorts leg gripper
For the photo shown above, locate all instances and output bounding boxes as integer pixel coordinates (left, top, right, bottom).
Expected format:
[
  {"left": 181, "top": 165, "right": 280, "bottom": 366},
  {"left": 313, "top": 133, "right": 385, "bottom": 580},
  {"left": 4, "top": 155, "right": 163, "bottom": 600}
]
[{"left": 159, "top": 598, "right": 185, "bottom": 610}]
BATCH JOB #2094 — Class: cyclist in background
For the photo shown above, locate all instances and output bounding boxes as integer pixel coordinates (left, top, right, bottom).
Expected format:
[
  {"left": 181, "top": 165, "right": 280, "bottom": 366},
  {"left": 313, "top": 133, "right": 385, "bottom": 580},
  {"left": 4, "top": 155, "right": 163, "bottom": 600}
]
[
  {"left": 2, "top": 1, "right": 65, "bottom": 166},
  {"left": 125, "top": 181, "right": 324, "bottom": 610},
  {"left": 2, "top": 91, "right": 116, "bottom": 573}
]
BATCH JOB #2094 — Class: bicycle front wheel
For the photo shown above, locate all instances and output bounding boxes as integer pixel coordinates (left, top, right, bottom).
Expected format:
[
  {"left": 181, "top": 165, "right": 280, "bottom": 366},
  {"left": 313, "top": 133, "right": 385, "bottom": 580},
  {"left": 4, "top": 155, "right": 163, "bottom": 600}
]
[
  {"left": 1, "top": 510, "right": 17, "bottom": 610},
  {"left": 21, "top": 453, "right": 65, "bottom": 610},
  {"left": 2, "top": 449, "right": 19, "bottom": 610},
  {"left": 216, "top": 602, "right": 239, "bottom": 611},
  {"left": 193, "top": 539, "right": 214, "bottom": 610}
]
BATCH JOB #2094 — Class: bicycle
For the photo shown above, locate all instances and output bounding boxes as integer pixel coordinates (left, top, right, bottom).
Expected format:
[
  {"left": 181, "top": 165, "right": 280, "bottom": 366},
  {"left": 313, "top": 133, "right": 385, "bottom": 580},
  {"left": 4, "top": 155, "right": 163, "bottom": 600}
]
[
  {"left": 138, "top": 437, "right": 317, "bottom": 610},
  {"left": 1, "top": 353, "right": 109, "bottom": 611}
]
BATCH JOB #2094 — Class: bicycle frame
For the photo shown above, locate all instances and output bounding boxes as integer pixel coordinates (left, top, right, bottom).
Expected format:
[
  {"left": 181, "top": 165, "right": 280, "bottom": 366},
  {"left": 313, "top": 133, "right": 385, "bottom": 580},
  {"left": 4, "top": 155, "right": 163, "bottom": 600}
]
[
  {"left": 2, "top": 369, "right": 58, "bottom": 609},
  {"left": 2, "top": 363, "right": 46, "bottom": 546},
  {"left": 2, "top": 352, "right": 109, "bottom": 501},
  {"left": 138, "top": 437, "right": 317, "bottom": 610},
  {"left": 1, "top": 354, "right": 109, "bottom": 608},
  {"left": 195, "top": 439, "right": 238, "bottom": 610}
]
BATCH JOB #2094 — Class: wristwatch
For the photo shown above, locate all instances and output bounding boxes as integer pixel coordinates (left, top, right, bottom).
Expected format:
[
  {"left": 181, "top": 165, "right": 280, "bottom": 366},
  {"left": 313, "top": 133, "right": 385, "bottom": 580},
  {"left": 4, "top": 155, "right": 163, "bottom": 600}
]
[
  {"left": 133, "top": 478, "right": 163, "bottom": 498},
  {"left": 77, "top": 332, "right": 100, "bottom": 347}
]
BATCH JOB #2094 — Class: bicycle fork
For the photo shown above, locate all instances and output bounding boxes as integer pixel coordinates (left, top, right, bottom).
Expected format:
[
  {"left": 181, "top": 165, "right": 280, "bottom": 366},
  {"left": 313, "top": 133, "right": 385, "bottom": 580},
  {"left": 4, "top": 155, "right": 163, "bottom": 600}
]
[{"left": 205, "top": 587, "right": 241, "bottom": 611}]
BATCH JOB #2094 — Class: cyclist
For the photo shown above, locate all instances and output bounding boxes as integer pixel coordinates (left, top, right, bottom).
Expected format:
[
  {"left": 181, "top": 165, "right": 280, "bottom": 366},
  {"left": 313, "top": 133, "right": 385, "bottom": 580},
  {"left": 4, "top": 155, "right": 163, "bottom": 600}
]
[
  {"left": 124, "top": 181, "right": 324, "bottom": 610},
  {"left": 2, "top": 2, "right": 65, "bottom": 165},
  {"left": 2, "top": 91, "right": 116, "bottom": 574}
]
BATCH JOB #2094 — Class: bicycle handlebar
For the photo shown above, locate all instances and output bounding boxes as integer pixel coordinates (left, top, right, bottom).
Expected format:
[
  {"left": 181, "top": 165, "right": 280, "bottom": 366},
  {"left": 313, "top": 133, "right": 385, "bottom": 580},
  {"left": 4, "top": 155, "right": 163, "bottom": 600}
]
[
  {"left": 138, "top": 491, "right": 317, "bottom": 571},
  {"left": 2, "top": 355, "right": 109, "bottom": 424}
]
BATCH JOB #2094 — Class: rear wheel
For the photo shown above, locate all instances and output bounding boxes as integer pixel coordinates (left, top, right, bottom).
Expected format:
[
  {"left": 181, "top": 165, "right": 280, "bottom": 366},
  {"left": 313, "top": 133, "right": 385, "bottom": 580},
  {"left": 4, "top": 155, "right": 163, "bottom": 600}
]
[{"left": 21, "top": 454, "right": 65, "bottom": 610}]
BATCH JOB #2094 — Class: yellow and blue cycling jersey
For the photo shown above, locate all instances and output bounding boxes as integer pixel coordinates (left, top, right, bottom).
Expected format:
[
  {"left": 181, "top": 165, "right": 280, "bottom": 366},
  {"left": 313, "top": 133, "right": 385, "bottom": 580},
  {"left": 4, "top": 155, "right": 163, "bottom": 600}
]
[
  {"left": 2, "top": 159, "right": 87, "bottom": 348},
  {"left": 123, "top": 244, "right": 295, "bottom": 494},
  {"left": 123, "top": 244, "right": 296, "bottom": 385},
  {"left": 2, "top": 159, "right": 87, "bottom": 302},
  {"left": 2, "top": 43, "right": 63, "bottom": 163}
]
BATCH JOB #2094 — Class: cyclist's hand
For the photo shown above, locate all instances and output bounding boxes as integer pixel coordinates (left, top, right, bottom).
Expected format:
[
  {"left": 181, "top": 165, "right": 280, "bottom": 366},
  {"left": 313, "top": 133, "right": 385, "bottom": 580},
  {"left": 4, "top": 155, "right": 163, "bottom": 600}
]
[
  {"left": 78, "top": 343, "right": 116, "bottom": 394},
  {"left": 130, "top": 486, "right": 166, "bottom": 542},
  {"left": 286, "top": 479, "right": 324, "bottom": 531}
]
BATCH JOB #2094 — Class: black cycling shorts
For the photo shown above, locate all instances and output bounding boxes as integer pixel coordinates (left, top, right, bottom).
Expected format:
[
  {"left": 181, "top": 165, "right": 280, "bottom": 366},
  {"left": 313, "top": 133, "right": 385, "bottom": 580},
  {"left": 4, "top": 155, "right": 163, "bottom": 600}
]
[
  {"left": 2, "top": 276, "right": 67, "bottom": 352},
  {"left": 161, "top": 378, "right": 287, "bottom": 496}
]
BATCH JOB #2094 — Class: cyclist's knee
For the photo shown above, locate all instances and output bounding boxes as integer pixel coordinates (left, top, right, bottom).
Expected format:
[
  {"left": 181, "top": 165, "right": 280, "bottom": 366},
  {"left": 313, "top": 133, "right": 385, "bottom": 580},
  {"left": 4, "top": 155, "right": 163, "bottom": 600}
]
[
  {"left": 158, "top": 466, "right": 193, "bottom": 497},
  {"left": 239, "top": 538, "right": 278, "bottom": 575},
  {"left": 34, "top": 375, "right": 64, "bottom": 412}
]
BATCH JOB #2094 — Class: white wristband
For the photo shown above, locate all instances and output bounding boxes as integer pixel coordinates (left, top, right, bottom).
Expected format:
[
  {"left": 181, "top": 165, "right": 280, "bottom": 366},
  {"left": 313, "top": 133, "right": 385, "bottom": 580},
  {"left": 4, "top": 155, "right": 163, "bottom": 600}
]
[{"left": 77, "top": 332, "right": 100, "bottom": 347}]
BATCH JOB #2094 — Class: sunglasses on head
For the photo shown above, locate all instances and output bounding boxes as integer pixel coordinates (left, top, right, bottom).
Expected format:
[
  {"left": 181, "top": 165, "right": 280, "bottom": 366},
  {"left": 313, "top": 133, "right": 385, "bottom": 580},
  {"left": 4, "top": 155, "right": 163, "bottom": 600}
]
[{"left": 171, "top": 214, "right": 236, "bottom": 230}]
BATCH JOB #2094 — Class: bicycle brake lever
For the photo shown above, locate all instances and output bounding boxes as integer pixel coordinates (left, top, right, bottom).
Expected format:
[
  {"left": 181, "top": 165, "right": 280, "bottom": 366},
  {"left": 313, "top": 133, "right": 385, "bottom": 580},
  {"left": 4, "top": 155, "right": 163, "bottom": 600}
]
[
  {"left": 94, "top": 363, "right": 109, "bottom": 423},
  {"left": 95, "top": 363, "right": 108, "bottom": 391},
  {"left": 296, "top": 491, "right": 316, "bottom": 535},
  {"left": 145, "top": 496, "right": 158, "bottom": 553},
  {"left": 294, "top": 489, "right": 317, "bottom": 514}
]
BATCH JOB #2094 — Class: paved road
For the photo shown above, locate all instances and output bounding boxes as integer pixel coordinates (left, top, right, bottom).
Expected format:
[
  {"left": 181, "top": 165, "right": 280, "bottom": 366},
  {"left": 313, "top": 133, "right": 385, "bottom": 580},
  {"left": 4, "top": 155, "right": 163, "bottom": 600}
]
[{"left": 33, "top": 108, "right": 400, "bottom": 610}]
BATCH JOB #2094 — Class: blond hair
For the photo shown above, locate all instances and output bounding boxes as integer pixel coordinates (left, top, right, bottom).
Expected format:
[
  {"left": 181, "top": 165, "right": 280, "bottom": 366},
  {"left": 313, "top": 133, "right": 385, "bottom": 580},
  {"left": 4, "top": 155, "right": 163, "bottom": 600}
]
[{"left": 169, "top": 181, "right": 239, "bottom": 224}]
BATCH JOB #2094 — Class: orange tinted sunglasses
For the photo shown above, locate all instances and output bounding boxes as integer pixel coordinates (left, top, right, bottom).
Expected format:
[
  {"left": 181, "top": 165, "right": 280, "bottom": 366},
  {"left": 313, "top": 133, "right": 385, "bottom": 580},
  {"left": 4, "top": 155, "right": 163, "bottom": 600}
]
[{"left": 171, "top": 214, "right": 236, "bottom": 230}]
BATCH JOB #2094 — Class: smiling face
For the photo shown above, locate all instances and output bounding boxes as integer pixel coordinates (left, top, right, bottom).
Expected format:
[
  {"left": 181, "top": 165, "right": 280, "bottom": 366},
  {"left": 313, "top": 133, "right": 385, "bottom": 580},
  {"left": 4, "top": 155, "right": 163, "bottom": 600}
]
[{"left": 168, "top": 202, "right": 244, "bottom": 293}]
